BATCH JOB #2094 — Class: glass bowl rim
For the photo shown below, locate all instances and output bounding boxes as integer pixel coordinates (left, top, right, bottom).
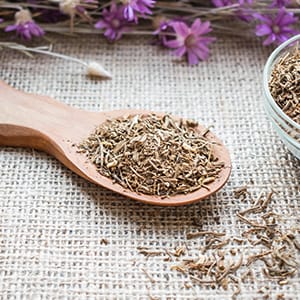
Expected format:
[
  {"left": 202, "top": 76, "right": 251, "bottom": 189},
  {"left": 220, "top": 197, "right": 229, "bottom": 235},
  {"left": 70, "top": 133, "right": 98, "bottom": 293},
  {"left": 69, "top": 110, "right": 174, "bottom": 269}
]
[
  {"left": 264, "top": 99, "right": 300, "bottom": 149},
  {"left": 263, "top": 34, "right": 300, "bottom": 131},
  {"left": 264, "top": 92, "right": 300, "bottom": 139}
]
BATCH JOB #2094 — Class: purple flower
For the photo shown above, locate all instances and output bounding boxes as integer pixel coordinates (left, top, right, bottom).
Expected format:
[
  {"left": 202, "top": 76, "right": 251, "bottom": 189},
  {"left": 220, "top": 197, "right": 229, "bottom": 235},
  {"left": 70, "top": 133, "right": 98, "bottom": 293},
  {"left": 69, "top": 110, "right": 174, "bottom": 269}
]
[
  {"left": 254, "top": 8, "right": 298, "bottom": 46},
  {"left": 0, "top": 18, "right": 3, "bottom": 23},
  {"left": 164, "top": 19, "right": 215, "bottom": 65},
  {"left": 5, "top": 10, "right": 44, "bottom": 40},
  {"left": 121, "top": 0, "right": 155, "bottom": 21},
  {"left": 95, "top": 2, "right": 130, "bottom": 41}
]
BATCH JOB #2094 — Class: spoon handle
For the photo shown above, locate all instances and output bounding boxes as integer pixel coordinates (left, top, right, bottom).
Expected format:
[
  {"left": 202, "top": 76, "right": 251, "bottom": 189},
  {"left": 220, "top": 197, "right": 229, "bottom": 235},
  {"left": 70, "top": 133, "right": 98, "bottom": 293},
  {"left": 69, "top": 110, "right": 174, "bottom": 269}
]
[
  {"left": 0, "top": 80, "right": 74, "bottom": 150},
  {"left": 0, "top": 80, "right": 99, "bottom": 182}
]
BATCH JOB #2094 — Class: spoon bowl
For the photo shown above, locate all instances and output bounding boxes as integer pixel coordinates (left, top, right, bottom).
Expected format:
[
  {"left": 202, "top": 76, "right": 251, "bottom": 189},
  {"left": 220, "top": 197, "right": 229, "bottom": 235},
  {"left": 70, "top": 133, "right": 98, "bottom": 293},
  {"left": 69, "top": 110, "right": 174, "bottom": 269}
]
[{"left": 0, "top": 80, "right": 231, "bottom": 206}]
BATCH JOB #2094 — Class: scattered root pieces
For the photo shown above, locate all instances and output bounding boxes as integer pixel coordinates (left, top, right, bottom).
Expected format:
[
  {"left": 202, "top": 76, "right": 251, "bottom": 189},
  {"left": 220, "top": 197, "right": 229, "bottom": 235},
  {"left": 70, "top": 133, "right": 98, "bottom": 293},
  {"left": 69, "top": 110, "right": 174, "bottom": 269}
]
[
  {"left": 236, "top": 190, "right": 299, "bottom": 285},
  {"left": 186, "top": 230, "right": 226, "bottom": 240},
  {"left": 142, "top": 268, "right": 156, "bottom": 284},
  {"left": 137, "top": 189, "right": 299, "bottom": 298},
  {"left": 78, "top": 114, "right": 224, "bottom": 197},
  {"left": 233, "top": 185, "right": 248, "bottom": 199},
  {"left": 173, "top": 246, "right": 186, "bottom": 257},
  {"left": 170, "top": 252, "right": 244, "bottom": 298},
  {"left": 100, "top": 238, "right": 109, "bottom": 245},
  {"left": 137, "top": 246, "right": 165, "bottom": 258}
]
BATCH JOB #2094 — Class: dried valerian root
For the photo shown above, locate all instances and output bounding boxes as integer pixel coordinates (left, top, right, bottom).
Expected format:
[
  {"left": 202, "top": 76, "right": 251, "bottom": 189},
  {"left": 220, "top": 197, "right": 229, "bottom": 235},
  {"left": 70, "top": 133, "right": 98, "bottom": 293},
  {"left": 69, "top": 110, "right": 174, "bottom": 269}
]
[
  {"left": 186, "top": 230, "right": 226, "bottom": 240},
  {"left": 137, "top": 246, "right": 165, "bottom": 258},
  {"left": 233, "top": 185, "right": 248, "bottom": 199},
  {"left": 269, "top": 46, "right": 300, "bottom": 124},
  {"left": 170, "top": 252, "right": 244, "bottom": 298},
  {"left": 138, "top": 189, "right": 300, "bottom": 299},
  {"left": 78, "top": 114, "right": 224, "bottom": 197}
]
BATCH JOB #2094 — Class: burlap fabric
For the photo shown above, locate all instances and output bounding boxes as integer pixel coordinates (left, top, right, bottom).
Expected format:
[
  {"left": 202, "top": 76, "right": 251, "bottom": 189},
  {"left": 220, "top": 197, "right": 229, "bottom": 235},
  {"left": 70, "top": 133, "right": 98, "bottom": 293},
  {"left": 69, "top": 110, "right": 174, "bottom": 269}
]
[{"left": 0, "top": 33, "right": 299, "bottom": 299}]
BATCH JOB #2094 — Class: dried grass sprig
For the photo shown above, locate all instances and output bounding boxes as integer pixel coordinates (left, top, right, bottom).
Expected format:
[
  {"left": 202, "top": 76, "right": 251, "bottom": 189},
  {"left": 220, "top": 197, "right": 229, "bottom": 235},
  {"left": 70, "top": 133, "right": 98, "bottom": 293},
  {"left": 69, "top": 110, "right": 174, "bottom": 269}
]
[
  {"left": 0, "top": 1, "right": 299, "bottom": 65},
  {"left": 0, "top": 42, "right": 111, "bottom": 78}
]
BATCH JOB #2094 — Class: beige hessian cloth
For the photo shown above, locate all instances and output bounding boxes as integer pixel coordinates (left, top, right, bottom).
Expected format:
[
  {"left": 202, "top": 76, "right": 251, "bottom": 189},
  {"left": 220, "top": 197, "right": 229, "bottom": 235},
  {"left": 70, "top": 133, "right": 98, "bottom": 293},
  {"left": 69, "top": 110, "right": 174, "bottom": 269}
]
[{"left": 0, "top": 33, "right": 299, "bottom": 299}]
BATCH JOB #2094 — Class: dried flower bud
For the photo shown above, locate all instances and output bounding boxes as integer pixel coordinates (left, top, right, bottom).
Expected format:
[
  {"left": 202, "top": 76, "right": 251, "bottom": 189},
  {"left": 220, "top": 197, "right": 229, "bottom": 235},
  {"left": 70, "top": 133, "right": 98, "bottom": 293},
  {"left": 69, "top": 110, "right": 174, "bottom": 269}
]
[
  {"left": 86, "top": 61, "right": 112, "bottom": 78},
  {"left": 15, "top": 9, "right": 32, "bottom": 24},
  {"left": 152, "top": 15, "right": 167, "bottom": 30},
  {"left": 59, "top": 0, "right": 80, "bottom": 15}
]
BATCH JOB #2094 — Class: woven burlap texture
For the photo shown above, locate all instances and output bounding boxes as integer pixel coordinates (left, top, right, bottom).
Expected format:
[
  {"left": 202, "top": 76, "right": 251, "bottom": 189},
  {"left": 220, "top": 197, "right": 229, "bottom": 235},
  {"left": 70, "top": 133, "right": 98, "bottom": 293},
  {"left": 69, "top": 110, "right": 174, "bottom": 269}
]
[{"left": 0, "top": 34, "right": 299, "bottom": 300}]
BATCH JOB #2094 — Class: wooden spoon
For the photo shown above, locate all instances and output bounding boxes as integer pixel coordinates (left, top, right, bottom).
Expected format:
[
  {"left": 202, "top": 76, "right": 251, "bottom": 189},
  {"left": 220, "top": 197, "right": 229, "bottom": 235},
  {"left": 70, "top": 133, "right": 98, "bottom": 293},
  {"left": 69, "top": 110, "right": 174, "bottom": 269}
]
[{"left": 0, "top": 80, "right": 231, "bottom": 206}]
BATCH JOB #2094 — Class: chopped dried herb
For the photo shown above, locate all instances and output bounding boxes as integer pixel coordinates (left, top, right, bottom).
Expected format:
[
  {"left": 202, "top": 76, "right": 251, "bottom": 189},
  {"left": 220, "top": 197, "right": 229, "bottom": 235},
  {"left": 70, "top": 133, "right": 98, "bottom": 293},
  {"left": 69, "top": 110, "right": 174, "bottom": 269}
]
[
  {"left": 138, "top": 188, "right": 300, "bottom": 297},
  {"left": 233, "top": 185, "right": 248, "bottom": 199},
  {"left": 141, "top": 268, "right": 156, "bottom": 284},
  {"left": 186, "top": 230, "right": 226, "bottom": 239},
  {"left": 100, "top": 238, "right": 109, "bottom": 245},
  {"left": 137, "top": 246, "right": 165, "bottom": 258},
  {"left": 78, "top": 114, "right": 224, "bottom": 197},
  {"left": 269, "top": 46, "right": 300, "bottom": 124}
]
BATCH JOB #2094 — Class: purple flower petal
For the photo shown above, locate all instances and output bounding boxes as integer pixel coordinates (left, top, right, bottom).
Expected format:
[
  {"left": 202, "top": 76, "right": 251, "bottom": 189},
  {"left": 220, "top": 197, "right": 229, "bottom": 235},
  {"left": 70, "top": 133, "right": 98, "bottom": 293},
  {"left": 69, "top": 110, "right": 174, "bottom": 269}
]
[
  {"left": 191, "top": 19, "right": 201, "bottom": 33},
  {"left": 256, "top": 24, "right": 272, "bottom": 36},
  {"left": 174, "top": 46, "right": 186, "bottom": 57},
  {"left": 191, "top": 46, "right": 209, "bottom": 61},
  {"left": 23, "top": 28, "right": 32, "bottom": 40},
  {"left": 123, "top": 5, "right": 135, "bottom": 21},
  {"left": 105, "top": 28, "right": 115, "bottom": 40},
  {"left": 253, "top": 13, "right": 273, "bottom": 25},
  {"left": 165, "top": 39, "right": 182, "bottom": 48},
  {"left": 187, "top": 50, "right": 199, "bottom": 65},
  {"left": 194, "top": 42, "right": 209, "bottom": 54},
  {"left": 192, "top": 20, "right": 211, "bottom": 35},
  {"left": 277, "top": 33, "right": 289, "bottom": 44},
  {"left": 95, "top": 20, "right": 106, "bottom": 29},
  {"left": 173, "top": 22, "right": 189, "bottom": 38},
  {"left": 263, "top": 33, "right": 276, "bottom": 46},
  {"left": 280, "top": 12, "right": 298, "bottom": 26},
  {"left": 5, "top": 24, "right": 18, "bottom": 32},
  {"left": 198, "top": 36, "right": 216, "bottom": 45},
  {"left": 274, "top": 8, "right": 285, "bottom": 24}
]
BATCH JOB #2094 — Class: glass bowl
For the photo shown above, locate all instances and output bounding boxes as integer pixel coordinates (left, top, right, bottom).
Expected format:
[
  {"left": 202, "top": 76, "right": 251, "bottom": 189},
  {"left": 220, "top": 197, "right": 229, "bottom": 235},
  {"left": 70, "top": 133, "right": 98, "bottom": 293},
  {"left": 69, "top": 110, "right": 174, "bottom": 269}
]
[{"left": 263, "top": 34, "right": 300, "bottom": 159}]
